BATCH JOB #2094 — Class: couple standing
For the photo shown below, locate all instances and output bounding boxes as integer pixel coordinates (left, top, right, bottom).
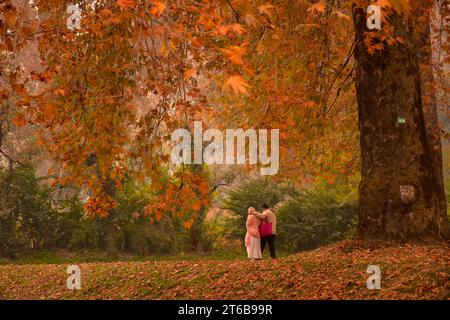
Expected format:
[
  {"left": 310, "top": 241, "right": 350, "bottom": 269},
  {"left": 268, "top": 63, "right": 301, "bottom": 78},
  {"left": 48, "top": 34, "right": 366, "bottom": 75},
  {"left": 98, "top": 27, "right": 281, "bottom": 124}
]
[{"left": 245, "top": 204, "right": 277, "bottom": 260}]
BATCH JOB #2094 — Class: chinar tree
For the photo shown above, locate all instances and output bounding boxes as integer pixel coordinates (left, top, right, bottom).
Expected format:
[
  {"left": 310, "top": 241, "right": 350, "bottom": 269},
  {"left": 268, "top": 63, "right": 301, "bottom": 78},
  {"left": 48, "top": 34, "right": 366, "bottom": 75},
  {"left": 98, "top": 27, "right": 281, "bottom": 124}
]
[{"left": 353, "top": 0, "right": 450, "bottom": 239}]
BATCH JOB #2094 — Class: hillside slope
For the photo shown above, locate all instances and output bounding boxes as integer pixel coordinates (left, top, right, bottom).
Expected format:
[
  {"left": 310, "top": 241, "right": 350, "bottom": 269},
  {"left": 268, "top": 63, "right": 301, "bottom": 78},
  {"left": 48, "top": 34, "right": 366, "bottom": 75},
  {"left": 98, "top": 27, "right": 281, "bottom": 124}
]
[{"left": 0, "top": 241, "right": 448, "bottom": 300}]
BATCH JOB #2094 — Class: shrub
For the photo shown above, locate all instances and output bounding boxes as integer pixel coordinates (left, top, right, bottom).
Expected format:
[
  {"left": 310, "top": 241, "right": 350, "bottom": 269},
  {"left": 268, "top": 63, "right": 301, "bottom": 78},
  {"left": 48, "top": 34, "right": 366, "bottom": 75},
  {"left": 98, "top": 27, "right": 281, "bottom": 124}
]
[
  {"left": 0, "top": 167, "right": 60, "bottom": 257},
  {"left": 277, "top": 189, "right": 357, "bottom": 252},
  {"left": 201, "top": 212, "right": 242, "bottom": 252},
  {"left": 0, "top": 167, "right": 182, "bottom": 258}
]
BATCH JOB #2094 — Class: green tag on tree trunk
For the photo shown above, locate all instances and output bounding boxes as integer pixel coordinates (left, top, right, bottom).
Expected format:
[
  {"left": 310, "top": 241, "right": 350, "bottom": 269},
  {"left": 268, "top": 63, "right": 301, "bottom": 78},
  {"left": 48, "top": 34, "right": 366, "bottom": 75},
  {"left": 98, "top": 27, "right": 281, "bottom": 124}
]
[{"left": 397, "top": 117, "right": 406, "bottom": 124}]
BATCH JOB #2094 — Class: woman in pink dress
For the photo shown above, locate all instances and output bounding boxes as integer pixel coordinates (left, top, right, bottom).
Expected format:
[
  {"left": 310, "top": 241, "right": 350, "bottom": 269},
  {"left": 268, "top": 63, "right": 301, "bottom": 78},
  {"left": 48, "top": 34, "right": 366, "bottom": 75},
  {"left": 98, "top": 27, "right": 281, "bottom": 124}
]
[{"left": 245, "top": 207, "right": 262, "bottom": 260}]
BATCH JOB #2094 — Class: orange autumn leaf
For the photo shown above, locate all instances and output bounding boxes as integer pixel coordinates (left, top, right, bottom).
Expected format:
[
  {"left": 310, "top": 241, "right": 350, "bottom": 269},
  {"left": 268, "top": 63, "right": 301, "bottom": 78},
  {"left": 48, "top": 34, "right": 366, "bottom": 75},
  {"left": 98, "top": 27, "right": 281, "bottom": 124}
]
[
  {"left": 258, "top": 4, "right": 274, "bottom": 16},
  {"left": 183, "top": 219, "right": 194, "bottom": 229},
  {"left": 39, "top": 71, "right": 53, "bottom": 82},
  {"left": 220, "top": 45, "right": 247, "bottom": 65},
  {"left": 333, "top": 11, "right": 350, "bottom": 21},
  {"left": 216, "top": 24, "right": 246, "bottom": 36},
  {"left": 151, "top": 1, "right": 166, "bottom": 16},
  {"left": 375, "top": 0, "right": 411, "bottom": 12},
  {"left": 396, "top": 36, "right": 405, "bottom": 44},
  {"left": 244, "top": 14, "right": 259, "bottom": 28},
  {"left": 326, "top": 175, "right": 337, "bottom": 184},
  {"left": 117, "top": 0, "right": 134, "bottom": 9},
  {"left": 0, "top": 242, "right": 448, "bottom": 299},
  {"left": 374, "top": 0, "right": 391, "bottom": 7},
  {"left": 222, "top": 75, "right": 250, "bottom": 95},
  {"left": 192, "top": 201, "right": 202, "bottom": 211},
  {"left": 184, "top": 67, "right": 196, "bottom": 80},
  {"left": 99, "top": 8, "right": 112, "bottom": 17},
  {"left": 42, "top": 104, "right": 57, "bottom": 119},
  {"left": 54, "top": 88, "right": 65, "bottom": 96},
  {"left": 308, "top": 2, "right": 326, "bottom": 14},
  {"left": 12, "top": 114, "right": 26, "bottom": 127},
  {"left": 228, "top": 23, "right": 246, "bottom": 35}
]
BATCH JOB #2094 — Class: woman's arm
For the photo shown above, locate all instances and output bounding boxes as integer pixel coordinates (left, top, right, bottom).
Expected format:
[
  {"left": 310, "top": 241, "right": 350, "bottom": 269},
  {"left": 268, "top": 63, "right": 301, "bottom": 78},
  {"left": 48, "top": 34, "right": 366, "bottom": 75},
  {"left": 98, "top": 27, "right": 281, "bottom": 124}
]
[{"left": 252, "top": 211, "right": 267, "bottom": 219}]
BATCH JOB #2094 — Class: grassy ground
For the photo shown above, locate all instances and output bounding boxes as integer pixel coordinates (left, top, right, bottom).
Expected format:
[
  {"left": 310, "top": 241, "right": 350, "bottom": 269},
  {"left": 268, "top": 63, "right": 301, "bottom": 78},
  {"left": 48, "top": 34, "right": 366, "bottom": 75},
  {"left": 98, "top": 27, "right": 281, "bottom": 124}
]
[
  {"left": 0, "top": 240, "right": 448, "bottom": 300},
  {"left": 0, "top": 248, "right": 292, "bottom": 265},
  {"left": 0, "top": 250, "right": 244, "bottom": 265}
]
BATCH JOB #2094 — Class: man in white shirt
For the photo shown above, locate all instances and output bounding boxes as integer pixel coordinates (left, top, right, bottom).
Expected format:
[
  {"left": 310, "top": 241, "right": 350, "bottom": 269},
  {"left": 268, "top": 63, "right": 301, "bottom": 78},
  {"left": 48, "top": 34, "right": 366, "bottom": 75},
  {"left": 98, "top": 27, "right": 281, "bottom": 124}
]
[{"left": 253, "top": 203, "right": 277, "bottom": 259}]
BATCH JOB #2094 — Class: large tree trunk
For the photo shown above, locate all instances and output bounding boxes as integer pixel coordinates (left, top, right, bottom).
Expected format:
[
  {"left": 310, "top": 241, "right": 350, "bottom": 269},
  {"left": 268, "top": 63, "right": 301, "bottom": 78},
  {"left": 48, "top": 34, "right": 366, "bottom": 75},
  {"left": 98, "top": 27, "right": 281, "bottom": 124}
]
[{"left": 353, "top": 2, "right": 450, "bottom": 240}]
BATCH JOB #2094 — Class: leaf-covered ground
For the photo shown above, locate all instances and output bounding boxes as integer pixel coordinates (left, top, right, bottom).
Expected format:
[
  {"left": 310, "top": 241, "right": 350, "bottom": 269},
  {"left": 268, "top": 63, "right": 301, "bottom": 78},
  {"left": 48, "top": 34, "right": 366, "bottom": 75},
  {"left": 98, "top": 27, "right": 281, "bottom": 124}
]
[{"left": 0, "top": 241, "right": 448, "bottom": 300}]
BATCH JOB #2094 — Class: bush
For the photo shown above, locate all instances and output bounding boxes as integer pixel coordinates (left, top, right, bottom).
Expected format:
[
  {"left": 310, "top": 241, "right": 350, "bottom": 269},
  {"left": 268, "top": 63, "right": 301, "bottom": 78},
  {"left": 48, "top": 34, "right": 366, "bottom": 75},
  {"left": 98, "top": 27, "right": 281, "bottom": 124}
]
[
  {"left": 277, "top": 189, "right": 357, "bottom": 252},
  {"left": 0, "top": 167, "right": 183, "bottom": 258},
  {"left": 201, "top": 212, "right": 242, "bottom": 252},
  {"left": 0, "top": 166, "right": 359, "bottom": 259},
  {"left": 0, "top": 167, "right": 60, "bottom": 257},
  {"left": 65, "top": 179, "right": 179, "bottom": 255}
]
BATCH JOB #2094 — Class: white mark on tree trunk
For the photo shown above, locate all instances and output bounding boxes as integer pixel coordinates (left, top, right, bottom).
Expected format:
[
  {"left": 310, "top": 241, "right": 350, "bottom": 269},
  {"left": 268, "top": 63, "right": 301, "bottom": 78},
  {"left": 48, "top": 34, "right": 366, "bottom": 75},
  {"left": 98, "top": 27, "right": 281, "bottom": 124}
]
[{"left": 399, "top": 185, "right": 415, "bottom": 204}]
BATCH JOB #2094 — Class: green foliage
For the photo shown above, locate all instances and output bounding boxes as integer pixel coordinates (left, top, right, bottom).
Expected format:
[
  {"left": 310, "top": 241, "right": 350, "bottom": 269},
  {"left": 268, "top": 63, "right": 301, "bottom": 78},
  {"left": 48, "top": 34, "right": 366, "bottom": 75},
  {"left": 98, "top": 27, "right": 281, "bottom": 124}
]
[
  {"left": 0, "top": 167, "right": 205, "bottom": 259},
  {"left": 0, "top": 167, "right": 60, "bottom": 257},
  {"left": 0, "top": 167, "right": 358, "bottom": 260},
  {"left": 201, "top": 213, "right": 242, "bottom": 253},
  {"left": 219, "top": 179, "right": 357, "bottom": 253},
  {"left": 64, "top": 179, "right": 178, "bottom": 255},
  {"left": 277, "top": 189, "right": 357, "bottom": 252}
]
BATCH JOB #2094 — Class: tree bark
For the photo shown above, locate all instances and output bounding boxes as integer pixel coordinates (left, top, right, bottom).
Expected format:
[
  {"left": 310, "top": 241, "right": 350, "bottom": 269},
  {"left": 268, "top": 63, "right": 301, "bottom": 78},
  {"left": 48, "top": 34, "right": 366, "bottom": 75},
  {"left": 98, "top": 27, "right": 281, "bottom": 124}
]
[{"left": 353, "top": 3, "right": 450, "bottom": 240}]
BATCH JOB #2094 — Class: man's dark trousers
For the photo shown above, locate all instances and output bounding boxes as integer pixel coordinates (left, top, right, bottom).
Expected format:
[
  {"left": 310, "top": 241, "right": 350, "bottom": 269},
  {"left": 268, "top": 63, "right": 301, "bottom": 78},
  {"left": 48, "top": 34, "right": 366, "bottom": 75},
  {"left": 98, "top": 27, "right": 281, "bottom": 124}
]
[{"left": 261, "top": 234, "right": 276, "bottom": 258}]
